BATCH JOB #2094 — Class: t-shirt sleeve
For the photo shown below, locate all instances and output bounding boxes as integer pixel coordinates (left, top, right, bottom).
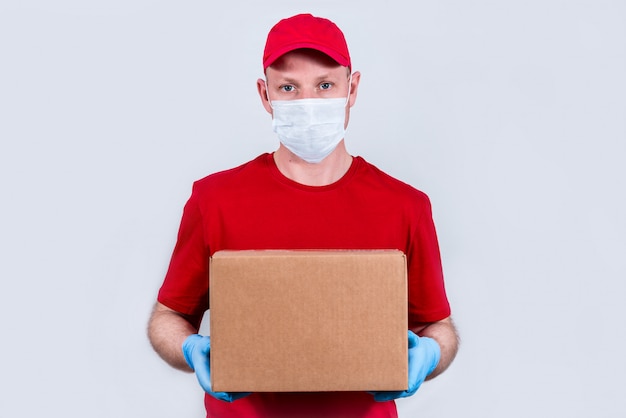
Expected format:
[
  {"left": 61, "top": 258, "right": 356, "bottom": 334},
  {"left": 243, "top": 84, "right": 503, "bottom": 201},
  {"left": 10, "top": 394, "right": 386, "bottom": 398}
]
[
  {"left": 157, "top": 185, "right": 210, "bottom": 319},
  {"left": 407, "top": 194, "right": 451, "bottom": 326}
]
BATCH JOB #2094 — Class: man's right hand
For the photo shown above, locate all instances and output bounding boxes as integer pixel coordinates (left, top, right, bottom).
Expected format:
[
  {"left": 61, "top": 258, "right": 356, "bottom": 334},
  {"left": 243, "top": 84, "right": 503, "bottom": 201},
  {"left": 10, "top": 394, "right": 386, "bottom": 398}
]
[{"left": 182, "top": 334, "right": 251, "bottom": 402}]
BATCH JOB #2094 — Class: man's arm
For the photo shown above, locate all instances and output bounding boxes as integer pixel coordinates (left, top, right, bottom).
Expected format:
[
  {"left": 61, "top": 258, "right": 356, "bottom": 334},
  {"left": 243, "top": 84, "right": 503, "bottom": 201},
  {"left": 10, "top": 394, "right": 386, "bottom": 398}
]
[
  {"left": 147, "top": 301, "right": 198, "bottom": 372},
  {"left": 412, "top": 316, "right": 460, "bottom": 379}
]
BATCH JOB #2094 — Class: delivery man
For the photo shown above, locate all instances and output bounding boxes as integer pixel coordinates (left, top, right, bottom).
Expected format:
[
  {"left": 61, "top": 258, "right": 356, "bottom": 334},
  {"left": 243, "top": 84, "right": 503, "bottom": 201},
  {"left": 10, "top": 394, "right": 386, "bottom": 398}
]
[{"left": 148, "top": 13, "right": 459, "bottom": 418}]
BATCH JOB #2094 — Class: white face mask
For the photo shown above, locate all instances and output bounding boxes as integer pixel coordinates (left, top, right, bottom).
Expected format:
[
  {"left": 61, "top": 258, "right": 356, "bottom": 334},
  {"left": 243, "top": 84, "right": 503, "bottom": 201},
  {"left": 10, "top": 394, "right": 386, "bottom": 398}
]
[
  {"left": 266, "top": 73, "right": 352, "bottom": 164},
  {"left": 270, "top": 97, "right": 347, "bottom": 163}
]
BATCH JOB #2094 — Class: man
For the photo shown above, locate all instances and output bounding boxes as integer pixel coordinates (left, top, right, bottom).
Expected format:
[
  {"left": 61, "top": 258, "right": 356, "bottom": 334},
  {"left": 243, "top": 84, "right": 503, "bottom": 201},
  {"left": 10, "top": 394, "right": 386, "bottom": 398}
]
[{"left": 148, "top": 13, "right": 459, "bottom": 418}]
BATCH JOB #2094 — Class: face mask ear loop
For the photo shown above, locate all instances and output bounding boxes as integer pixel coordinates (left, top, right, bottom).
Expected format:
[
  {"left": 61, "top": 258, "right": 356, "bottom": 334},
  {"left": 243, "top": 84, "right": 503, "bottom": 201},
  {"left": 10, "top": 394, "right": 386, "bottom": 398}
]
[
  {"left": 265, "top": 79, "right": 274, "bottom": 110},
  {"left": 345, "top": 73, "right": 353, "bottom": 107}
]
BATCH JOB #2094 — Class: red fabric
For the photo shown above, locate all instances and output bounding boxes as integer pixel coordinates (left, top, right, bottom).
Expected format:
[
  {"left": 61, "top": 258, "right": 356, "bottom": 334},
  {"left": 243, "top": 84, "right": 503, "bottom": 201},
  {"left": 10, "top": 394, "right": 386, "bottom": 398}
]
[
  {"left": 158, "top": 153, "right": 451, "bottom": 417},
  {"left": 205, "top": 392, "right": 398, "bottom": 418},
  {"left": 263, "top": 14, "right": 351, "bottom": 70}
]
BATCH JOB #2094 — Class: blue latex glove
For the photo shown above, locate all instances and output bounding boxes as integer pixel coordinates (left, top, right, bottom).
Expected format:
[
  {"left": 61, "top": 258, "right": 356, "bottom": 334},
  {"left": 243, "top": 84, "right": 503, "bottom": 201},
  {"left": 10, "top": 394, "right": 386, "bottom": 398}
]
[
  {"left": 182, "top": 334, "right": 251, "bottom": 402},
  {"left": 370, "top": 330, "right": 441, "bottom": 402}
]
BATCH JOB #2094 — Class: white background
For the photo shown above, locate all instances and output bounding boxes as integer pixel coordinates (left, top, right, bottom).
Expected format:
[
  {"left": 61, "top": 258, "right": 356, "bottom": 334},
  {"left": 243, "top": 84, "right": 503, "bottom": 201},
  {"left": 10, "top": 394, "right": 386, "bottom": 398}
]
[{"left": 1, "top": 1, "right": 625, "bottom": 417}]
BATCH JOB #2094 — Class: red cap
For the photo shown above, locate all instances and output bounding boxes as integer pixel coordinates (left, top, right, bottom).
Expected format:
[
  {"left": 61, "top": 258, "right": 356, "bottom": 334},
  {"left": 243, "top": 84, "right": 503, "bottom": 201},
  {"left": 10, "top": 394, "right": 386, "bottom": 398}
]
[{"left": 263, "top": 14, "right": 351, "bottom": 70}]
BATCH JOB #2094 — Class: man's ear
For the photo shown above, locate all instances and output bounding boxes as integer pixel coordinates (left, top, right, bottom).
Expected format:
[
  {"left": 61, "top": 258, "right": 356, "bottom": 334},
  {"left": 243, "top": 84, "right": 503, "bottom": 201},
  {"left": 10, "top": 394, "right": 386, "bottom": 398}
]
[
  {"left": 348, "top": 71, "right": 361, "bottom": 108},
  {"left": 257, "top": 78, "right": 273, "bottom": 115}
]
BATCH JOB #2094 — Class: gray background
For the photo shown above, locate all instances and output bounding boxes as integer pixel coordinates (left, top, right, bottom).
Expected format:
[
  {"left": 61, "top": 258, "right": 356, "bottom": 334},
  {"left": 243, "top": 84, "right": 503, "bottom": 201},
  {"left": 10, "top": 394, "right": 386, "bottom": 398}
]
[{"left": 1, "top": 1, "right": 625, "bottom": 417}]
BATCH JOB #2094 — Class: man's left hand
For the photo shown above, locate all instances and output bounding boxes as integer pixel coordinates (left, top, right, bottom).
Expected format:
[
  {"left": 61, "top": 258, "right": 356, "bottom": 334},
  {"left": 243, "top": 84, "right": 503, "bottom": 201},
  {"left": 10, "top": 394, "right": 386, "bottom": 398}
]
[{"left": 370, "top": 330, "right": 440, "bottom": 402}]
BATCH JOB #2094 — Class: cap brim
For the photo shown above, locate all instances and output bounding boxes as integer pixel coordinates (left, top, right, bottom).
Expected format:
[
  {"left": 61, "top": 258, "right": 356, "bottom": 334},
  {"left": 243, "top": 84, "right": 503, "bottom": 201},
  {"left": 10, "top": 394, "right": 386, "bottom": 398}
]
[{"left": 263, "top": 42, "right": 350, "bottom": 69}]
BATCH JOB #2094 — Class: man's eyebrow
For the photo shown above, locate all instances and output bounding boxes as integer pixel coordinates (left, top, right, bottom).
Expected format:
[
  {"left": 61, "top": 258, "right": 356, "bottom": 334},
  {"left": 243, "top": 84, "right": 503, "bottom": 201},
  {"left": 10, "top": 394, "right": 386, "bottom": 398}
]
[
  {"left": 278, "top": 77, "right": 299, "bottom": 84},
  {"left": 273, "top": 73, "right": 341, "bottom": 85},
  {"left": 314, "top": 73, "right": 344, "bottom": 81},
  {"left": 268, "top": 76, "right": 299, "bottom": 86}
]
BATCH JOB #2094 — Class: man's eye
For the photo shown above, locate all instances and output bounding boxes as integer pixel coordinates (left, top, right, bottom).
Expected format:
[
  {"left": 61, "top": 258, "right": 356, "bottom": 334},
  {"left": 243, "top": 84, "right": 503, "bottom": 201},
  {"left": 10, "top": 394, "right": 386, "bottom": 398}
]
[
  {"left": 320, "top": 83, "right": 332, "bottom": 90},
  {"left": 281, "top": 85, "right": 295, "bottom": 92}
]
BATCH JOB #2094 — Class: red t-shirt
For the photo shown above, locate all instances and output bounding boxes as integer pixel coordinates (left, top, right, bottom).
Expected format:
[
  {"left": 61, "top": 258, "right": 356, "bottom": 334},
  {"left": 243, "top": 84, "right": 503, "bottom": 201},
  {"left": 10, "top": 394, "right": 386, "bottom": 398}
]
[{"left": 158, "top": 153, "right": 451, "bottom": 418}]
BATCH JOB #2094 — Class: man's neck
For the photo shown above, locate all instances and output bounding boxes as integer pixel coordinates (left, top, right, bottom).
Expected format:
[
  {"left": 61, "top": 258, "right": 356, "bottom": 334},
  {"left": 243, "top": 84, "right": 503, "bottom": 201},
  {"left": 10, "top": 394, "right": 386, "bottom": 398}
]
[{"left": 273, "top": 142, "right": 353, "bottom": 186}]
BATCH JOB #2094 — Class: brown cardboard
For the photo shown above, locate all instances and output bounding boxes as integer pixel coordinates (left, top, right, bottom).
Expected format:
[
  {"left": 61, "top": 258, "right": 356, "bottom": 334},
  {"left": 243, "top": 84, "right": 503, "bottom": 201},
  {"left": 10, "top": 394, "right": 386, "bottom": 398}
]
[{"left": 209, "top": 249, "right": 408, "bottom": 392}]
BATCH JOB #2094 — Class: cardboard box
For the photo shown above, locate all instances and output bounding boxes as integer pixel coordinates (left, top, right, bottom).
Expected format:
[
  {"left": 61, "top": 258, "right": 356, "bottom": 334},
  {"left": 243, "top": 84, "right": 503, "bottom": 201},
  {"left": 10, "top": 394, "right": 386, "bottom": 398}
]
[{"left": 209, "top": 249, "right": 408, "bottom": 392}]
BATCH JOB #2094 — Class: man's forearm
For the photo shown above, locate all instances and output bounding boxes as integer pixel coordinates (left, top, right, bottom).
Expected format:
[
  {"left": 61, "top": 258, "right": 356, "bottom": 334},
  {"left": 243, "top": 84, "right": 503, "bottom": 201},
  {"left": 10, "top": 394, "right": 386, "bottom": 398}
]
[
  {"left": 413, "top": 316, "right": 459, "bottom": 379},
  {"left": 148, "top": 302, "right": 198, "bottom": 372}
]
